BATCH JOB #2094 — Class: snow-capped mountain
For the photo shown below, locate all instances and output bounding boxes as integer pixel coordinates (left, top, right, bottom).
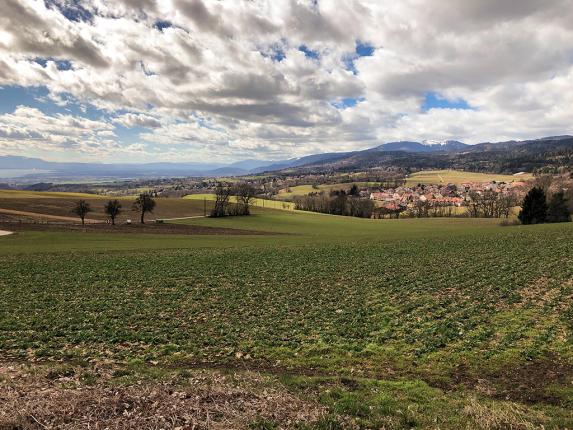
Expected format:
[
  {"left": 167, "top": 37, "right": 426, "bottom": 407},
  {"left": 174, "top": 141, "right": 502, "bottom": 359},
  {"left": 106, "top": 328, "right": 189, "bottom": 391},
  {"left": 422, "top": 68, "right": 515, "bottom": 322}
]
[{"left": 422, "top": 140, "right": 469, "bottom": 150}]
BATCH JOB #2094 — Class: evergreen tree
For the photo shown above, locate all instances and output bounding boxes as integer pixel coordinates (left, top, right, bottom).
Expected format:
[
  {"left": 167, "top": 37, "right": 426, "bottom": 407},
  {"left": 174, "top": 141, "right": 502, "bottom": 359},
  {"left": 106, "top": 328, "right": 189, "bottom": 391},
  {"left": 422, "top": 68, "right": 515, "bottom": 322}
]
[
  {"left": 547, "top": 191, "right": 571, "bottom": 223},
  {"left": 518, "top": 187, "right": 547, "bottom": 225}
]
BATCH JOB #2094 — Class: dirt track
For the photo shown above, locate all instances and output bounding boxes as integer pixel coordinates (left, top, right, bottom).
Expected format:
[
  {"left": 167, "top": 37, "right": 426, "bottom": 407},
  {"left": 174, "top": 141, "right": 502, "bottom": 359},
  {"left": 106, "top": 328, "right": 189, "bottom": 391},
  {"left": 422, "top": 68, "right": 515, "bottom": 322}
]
[
  {"left": 0, "top": 230, "right": 12, "bottom": 236},
  {"left": 0, "top": 208, "right": 101, "bottom": 223}
]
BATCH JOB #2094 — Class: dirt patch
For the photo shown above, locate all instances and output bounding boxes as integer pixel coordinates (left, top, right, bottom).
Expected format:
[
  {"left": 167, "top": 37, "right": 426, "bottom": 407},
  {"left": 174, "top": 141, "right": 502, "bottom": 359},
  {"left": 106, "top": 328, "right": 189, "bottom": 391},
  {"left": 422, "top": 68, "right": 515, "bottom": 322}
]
[
  {"left": 0, "top": 222, "right": 275, "bottom": 236},
  {"left": 444, "top": 354, "right": 573, "bottom": 405},
  {"left": 0, "top": 362, "right": 329, "bottom": 430}
]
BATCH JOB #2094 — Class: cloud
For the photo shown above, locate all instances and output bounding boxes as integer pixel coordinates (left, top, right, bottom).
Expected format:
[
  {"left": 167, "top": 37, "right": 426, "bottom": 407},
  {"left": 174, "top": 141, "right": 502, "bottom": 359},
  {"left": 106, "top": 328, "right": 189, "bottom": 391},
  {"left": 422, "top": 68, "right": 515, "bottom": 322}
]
[
  {"left": 113, "top": 113, "right": 161, "bottom": 129},
  {"left": 0, "top": 0, "right": 571, "bottom": 162},
  {"left": 0, "top": 105, "right": 117, "bottom": 157}
]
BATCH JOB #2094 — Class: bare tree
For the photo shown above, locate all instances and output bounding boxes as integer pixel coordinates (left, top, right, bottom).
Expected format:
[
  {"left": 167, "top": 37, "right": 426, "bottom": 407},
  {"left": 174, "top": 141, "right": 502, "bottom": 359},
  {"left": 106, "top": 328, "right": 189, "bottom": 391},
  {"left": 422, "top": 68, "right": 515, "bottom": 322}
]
[
  {"left": 468, "top": 190, "right": 517, "bottom": 218},
  {"left": 234, "top": 182, "right": 257, "bottom": 215},
  {"left": 534, "top": 175, "right": 553, "bottom": 194},
  {"left": 72, "top": 200, "right": 91, "bottom": 225},
  {"left": 132, "top": 192, "right": 156, "bottom": 224},
  {"left": 104, "top": 199, "right": 122, "bottom": 225},
  {"left": 211, "top": 182, "right": 232, "bottom": 217}
]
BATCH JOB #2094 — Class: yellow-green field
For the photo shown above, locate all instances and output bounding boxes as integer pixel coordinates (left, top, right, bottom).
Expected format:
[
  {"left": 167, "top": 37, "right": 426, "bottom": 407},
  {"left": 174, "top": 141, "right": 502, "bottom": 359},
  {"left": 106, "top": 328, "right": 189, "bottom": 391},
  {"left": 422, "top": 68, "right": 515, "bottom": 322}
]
[
  {"left": 184, "top": 193, "right": 295, "bottom": 210},
  {"left": 277, "top": 182, "right": 378, "bottom": 199},
  {"left": 406, "top": 170, "right": 533, "bottom": 185}
]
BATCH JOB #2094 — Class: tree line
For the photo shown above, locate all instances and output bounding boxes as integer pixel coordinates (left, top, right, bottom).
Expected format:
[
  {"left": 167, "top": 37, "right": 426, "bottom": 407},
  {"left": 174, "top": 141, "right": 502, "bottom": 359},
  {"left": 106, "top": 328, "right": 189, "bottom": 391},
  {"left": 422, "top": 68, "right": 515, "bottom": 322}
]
[
  {"left": 293, "top": 188, "right": 376, "bottom": 218},
  {"left": 72, "top": 192, "right": 156, "bottom": 225},
  {"left": 211, "top": 182, "right": 257, "bottom": 217},
  {"left": 518, "top": 187, "right": 571, "bottom": 224}
]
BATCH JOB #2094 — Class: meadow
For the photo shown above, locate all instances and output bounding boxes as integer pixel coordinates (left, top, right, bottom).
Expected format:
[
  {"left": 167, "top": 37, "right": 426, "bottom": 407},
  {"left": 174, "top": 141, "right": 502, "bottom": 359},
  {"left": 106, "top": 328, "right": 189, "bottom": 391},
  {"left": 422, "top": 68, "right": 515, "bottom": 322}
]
[{"left": 1, "top": 205, "right": 573, "bottom": 428}]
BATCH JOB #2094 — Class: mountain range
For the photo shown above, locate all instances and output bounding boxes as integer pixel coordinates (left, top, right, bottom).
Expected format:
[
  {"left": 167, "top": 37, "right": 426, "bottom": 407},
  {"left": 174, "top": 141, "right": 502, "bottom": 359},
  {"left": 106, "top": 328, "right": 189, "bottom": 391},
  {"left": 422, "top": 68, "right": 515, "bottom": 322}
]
[{"left": 1, "top": 136, "right": 572, "bottom": 181}]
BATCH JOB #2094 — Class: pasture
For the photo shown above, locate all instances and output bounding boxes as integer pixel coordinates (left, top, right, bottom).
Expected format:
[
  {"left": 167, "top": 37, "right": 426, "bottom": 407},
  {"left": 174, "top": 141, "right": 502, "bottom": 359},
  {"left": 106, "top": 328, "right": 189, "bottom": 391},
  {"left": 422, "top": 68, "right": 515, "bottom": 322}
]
[
  {"left": 1, "top": 207, "right": 573, "bottom": 428},
  {"left": 405, "top": 169, "right": 533, "bottom": 185}
]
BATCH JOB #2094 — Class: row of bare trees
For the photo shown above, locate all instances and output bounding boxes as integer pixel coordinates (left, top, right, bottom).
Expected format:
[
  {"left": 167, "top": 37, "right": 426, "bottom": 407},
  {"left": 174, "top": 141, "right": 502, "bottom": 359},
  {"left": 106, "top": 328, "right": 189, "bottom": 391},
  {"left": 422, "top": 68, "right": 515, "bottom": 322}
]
[
  {"left": 211, "top": 182, "right": 257, "bottom": 217},
  {"left": 466, "top": 190, "right": 517, "bottom": 218},
  {"left": 72, "top": 192, "right": 156, "bottom": 225}
]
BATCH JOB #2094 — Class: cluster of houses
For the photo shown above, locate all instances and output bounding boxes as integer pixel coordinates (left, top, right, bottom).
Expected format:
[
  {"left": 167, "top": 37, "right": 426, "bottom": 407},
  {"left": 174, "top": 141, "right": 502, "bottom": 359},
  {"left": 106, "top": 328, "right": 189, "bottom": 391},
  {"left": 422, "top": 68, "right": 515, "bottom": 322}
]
[{"left": 369, "top": 180, "right": 529, "bottom": 211}]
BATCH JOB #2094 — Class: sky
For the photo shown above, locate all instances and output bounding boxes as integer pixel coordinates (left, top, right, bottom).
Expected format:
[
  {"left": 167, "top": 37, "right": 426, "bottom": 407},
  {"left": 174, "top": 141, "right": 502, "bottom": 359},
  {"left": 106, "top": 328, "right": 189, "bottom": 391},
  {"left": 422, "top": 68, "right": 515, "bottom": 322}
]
[{"left": 0, "top": 0, "right": 572, "bottom": 163}]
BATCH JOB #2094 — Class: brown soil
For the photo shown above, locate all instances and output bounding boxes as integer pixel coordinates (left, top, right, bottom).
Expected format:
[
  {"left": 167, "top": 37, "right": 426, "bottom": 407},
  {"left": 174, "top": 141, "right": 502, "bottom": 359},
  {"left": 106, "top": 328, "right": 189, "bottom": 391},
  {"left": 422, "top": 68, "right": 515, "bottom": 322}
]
[
  {"left": 0, "top": 222, "right": 273, "bottom": 236},
  {"left": 441, "top": 354, "right": 573, "bottom": 405}
]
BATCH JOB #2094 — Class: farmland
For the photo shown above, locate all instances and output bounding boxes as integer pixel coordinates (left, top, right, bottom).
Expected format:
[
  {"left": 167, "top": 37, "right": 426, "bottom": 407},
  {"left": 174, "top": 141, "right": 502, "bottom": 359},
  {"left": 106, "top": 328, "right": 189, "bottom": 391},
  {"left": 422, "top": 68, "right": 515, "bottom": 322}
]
[
  {"left": 277, "top": 182, "right": 379, "bottom": 200},
  {"left": 184, "top": 193, "right": 295, "bottom": 211},
  {"left": 2, "top": 206, "right": 573, "bottom": 428},
  {"left": 405, "top": 170, "right": 532, "bottom": 186},
  {"left": 0, "top": 190, "right": 209, "bottom": 222}
]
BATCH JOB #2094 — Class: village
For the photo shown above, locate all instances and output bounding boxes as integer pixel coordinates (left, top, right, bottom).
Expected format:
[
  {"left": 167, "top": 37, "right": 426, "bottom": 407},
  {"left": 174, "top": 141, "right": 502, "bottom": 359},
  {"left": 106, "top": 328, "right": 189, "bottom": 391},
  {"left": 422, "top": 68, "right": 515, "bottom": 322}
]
[{"left": 368, "top": 180, "right": 530, "bottom": 213}]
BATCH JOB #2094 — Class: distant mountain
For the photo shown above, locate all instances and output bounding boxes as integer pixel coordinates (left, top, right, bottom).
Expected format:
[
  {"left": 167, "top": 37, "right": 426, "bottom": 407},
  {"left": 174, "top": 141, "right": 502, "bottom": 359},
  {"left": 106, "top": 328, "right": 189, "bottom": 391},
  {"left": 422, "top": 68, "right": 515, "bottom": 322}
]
[
  {"left": 1, "top": 135, "right": 571, "bottom": 181},
  {"left": 367, "top": 140, "right": 469, "bottom": 153},
  {"left": 227, "top": 159, "right": 277, "bottom": 171},
  {"left": 278, "top": 135, "right": 573, "bottom": 174}
]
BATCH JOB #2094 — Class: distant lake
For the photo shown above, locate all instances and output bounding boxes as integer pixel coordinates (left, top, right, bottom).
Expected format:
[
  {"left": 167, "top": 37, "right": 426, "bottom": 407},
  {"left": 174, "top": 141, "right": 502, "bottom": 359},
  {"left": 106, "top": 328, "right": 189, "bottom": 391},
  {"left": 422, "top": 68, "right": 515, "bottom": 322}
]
[{"left": 0, "top": 169, "right": 52, "bottom": 178}]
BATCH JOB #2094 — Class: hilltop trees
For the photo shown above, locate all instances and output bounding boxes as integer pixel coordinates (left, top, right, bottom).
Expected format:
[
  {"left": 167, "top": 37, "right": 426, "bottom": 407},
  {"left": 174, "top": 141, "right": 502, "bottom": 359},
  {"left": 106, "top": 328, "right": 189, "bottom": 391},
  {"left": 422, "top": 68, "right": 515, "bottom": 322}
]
[
  {"left": 132, "top": 192, "right": 156, "bottom": 224},
  {"left": 518, "top": 187, "right": 548, "bottom": 225},
  {"left": 104, "top": 199, "right": 122, "bottom": 225},
  {"left": 547, "top": 192, "right": 571, "bottom": 223},
  {"left": 72, "top": 200, "right": 92, "bottom": 225}
]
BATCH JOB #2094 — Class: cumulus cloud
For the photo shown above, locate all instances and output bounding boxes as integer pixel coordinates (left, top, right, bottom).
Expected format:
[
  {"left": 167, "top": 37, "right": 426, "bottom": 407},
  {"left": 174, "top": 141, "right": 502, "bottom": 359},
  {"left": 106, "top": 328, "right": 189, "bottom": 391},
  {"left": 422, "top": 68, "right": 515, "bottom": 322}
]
[
  {"left": 0, "top": 105, "right": 116, "bottom": 157},
  {"left": 0, "top": 0, "right": 571, "bottom": 162},
  {"left": 113, "top": 113, "right": 161, "bottom": 129}
]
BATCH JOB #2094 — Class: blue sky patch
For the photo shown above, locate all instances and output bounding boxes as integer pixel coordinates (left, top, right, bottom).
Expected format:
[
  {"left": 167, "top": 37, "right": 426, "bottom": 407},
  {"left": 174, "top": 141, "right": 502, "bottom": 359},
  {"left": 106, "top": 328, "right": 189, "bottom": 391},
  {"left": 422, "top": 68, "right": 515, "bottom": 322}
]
[
  {"left": 44, "top": 0, "right": 93, "bottom": 22},
  {"left": 299, "top": 45, "right": 319, "bottom": 60},
  {"left": 0, "top": 85, "right": 106, "bottom": 121},
  {"left": 422, "top": 92, "right": 473, "bottom": 112},
  {"left": 356, "top": 42, "right": 375, "bottom": 57},
  {"left": 154, "top": 20, "right": 172, "bottom": 31},
  {"left": 331, "top": 97, "right": 365, "bottom": 109},
  {"left": 343, "top": 41, "right": 376, "bottom": 74}
]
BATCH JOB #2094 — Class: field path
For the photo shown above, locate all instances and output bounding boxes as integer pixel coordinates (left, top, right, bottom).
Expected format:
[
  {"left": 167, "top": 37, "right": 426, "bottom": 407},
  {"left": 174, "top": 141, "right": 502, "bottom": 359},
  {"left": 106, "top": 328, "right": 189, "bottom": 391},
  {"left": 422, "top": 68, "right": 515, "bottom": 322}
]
[
  {"left": 0, "top": 208, "right": 102, "bottom": 224},
  {"left": 156, "top": 215, "right": 207, "bottom": 221},
  {"left": 0, "top": 230, "right": 12, "bottom": 236}
]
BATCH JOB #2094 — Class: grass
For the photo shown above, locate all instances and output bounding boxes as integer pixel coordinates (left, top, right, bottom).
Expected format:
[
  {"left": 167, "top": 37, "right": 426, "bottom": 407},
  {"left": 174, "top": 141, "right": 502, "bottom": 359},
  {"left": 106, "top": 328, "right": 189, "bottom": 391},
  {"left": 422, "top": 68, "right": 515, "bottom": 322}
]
[
  {"left": 1, "top": 207, "right": 573, "bottom": 427},
  {"left": 405, "top": 170, "right": 533, "bottom": 185}
]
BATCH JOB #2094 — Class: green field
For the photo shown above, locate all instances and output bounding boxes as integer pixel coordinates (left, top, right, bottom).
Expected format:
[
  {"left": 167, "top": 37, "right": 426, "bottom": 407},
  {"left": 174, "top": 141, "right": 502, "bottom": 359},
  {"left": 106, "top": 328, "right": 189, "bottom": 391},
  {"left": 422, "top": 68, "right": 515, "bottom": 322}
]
[
  {"left": 406, "top": 170, "right": 533, "bottom": 185},
  {"left": 2, "top": 209, "right": 573, "bottom": 428}
]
